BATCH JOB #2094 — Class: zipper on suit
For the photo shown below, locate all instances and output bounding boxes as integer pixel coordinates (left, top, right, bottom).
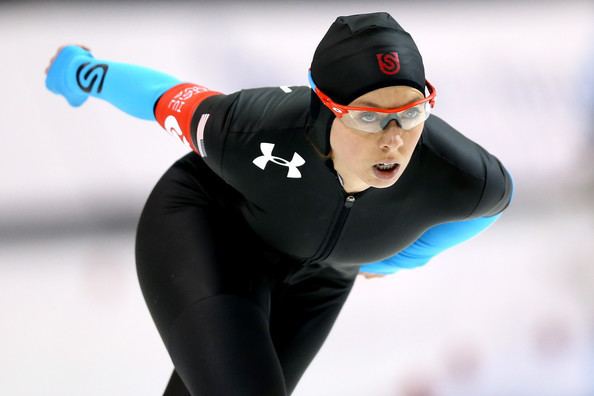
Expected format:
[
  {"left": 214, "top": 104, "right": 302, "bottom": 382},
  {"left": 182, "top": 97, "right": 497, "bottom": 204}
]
[{"left": 312, "top": 194, "right": 356, "bottom": 263}]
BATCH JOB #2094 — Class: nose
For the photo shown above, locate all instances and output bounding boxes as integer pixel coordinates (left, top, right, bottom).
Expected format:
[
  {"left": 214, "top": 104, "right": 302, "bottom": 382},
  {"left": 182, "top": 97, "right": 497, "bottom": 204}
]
[{"left": 378, "top": 121, "right": 404, "bottom": 151}]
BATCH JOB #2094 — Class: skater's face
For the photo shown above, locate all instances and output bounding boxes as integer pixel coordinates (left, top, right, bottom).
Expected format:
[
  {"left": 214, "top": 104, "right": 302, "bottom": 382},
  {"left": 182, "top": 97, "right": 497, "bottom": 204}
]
[{"left": 329, "top": 85, "right": 425, "bottom": 193}]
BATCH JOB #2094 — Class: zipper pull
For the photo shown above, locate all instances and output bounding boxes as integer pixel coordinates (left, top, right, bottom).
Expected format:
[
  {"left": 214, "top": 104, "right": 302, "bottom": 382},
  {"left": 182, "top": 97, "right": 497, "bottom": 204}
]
[{"left": 345, "top": 195, "right": 356, "bottom": 208}]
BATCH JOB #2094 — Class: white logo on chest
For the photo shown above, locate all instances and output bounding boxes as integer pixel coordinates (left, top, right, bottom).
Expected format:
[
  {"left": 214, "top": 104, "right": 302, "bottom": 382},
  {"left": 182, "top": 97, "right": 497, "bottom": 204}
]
[{"left": 252, "top": 143, "right": 305, "bottom": 179}]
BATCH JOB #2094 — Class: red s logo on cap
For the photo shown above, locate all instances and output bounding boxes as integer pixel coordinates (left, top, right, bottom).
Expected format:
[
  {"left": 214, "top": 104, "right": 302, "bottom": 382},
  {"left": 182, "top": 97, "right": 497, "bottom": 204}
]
[{"left": 376, "top": 52, "right": 401, "bottom": 75}]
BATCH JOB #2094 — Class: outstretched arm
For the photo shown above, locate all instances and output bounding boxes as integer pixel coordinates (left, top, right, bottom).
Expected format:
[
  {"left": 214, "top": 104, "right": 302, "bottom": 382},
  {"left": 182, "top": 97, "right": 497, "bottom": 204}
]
[
  {"left": 45, "top": 45, "right": 222, "bottom": 152},
  {"left": 45, "top": 45, "right": 183, "bottom": 119}
]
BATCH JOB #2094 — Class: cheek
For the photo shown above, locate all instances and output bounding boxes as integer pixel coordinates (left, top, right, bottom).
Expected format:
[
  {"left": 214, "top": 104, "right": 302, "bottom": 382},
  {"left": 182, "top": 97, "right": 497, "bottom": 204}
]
[
  {"left": 404, "top": 126, "right": 423, "bottom": 152},
  {"left": 330, "top": 122, "right": 365, "bottom": 160}
]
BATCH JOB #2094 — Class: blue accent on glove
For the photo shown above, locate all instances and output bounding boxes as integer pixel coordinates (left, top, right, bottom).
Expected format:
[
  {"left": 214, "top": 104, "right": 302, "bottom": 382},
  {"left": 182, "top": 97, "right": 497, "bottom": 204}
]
[
  {"left": 360, "top": 214, "right": 502, "bottom": 275},
  {"left": 45, "top": 45, "right": 181, "bottom": 120},
  {"left": 46, "top": 46, "right": 93, "bottom": 107}
]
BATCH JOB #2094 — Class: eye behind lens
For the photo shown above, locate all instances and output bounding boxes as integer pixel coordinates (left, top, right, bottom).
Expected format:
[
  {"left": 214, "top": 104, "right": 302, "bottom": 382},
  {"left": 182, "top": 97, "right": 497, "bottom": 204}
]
[{"left": 358, "top": 112, "right": 379, "bottom": 123}]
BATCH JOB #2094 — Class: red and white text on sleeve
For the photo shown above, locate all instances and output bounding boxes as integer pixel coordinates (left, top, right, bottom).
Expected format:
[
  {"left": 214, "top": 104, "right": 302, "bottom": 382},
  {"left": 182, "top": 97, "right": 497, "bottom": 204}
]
[{"left": 154, "top": 83, "right": 221, "bottom": 156}]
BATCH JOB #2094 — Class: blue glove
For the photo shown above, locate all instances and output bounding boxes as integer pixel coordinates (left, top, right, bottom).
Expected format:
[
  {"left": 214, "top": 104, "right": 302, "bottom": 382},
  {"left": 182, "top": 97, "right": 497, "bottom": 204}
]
[{"left": 45, "top": 45, "right": 94, "bottom": 107}]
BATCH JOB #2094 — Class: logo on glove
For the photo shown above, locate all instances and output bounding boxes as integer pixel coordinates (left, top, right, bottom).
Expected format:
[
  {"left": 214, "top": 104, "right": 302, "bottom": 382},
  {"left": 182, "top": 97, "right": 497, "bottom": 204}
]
[{"left": 76, "top": 62, "right": 109, "bottom": 94}]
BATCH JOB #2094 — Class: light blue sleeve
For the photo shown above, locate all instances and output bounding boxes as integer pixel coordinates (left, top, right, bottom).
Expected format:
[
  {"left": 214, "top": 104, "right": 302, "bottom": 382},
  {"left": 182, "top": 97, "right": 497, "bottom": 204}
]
[
  {"left": 359, "top": 214, "right": 502, "bottom": 275},
  {"left": 45, "top": 45, "right": 181, "bottom": 120}
]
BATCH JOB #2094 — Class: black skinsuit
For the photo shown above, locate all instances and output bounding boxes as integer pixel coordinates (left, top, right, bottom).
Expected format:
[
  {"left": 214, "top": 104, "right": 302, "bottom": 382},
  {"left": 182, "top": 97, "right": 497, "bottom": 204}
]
[{"left": 135, "top": 86, "right": 513, "bottom": 395}]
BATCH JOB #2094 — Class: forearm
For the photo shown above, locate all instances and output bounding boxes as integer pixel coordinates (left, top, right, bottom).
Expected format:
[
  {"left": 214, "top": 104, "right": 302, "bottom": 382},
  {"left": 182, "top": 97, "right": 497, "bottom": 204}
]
[
  {"left": 45, "top": 45, "right": 181, "bottom": 120},
  {"left": 45, "top": 45, "right": 223, "bottom": 154},
  {"left": 360, "top": 213, "right": 503, "bottom": 275}
]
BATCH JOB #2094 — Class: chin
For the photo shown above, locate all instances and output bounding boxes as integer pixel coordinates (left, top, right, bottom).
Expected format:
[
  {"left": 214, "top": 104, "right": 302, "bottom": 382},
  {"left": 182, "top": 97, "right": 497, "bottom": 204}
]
[{"left": 370, "top": 177, "right": 400, "bottom": 189}]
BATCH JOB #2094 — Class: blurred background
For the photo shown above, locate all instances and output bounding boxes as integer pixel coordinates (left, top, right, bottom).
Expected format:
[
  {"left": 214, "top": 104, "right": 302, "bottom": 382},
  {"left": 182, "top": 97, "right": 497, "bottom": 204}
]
[{"left": 1, "top": 1, "right": 593, "bottom": 395}]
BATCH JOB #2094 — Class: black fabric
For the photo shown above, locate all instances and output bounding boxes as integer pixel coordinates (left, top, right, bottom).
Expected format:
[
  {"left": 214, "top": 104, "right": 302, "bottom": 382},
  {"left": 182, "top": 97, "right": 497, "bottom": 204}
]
[
  {"left": 192, "top": 87, "right": 513, "bottom": 267},
  {"left": 311, "top": 12, "right": 425, "bottom": 105},
  {"left": 137, "top": 76, "right": 512, "bottom": 395},
  {"left": 163, "top": 371, "right": 190, "bottom": 396},
  {"left": 136, "top": 154, "right": 358, "bottom": 395}
]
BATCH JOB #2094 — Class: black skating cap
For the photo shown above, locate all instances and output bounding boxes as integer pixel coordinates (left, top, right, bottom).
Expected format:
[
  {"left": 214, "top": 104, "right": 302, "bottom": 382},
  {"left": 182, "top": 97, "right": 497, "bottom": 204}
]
[{"left": 310, "top": 12, "right": 425, "bottom": 105}]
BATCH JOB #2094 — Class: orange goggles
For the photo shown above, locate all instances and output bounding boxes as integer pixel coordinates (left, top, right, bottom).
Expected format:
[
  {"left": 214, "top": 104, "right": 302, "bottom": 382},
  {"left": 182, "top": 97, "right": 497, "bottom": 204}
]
[{"left": 309, "top": 70, "right": 437, "bottom": 133}]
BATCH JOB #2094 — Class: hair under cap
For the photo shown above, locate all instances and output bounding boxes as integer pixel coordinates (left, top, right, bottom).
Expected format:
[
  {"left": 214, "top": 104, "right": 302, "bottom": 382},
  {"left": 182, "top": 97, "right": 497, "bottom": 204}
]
[{"left": 311, "top": 12, "right": 425, "bottom": 105}]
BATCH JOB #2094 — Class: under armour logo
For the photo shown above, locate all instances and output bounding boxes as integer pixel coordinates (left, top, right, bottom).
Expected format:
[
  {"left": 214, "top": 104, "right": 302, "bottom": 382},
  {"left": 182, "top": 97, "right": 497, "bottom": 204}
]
[{"left": 252, "top": 143, "right": 305, "bottom": 179}]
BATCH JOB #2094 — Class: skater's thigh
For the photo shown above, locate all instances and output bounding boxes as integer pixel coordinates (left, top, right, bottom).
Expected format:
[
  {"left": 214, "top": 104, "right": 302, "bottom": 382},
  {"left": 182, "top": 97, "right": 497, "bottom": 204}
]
[
  {"left": 135, "top": 153, "right": 277, "bottom": 336},
  {"left": 270, "top": 265, "right": 359, "bottom": 393},
  {"left": 135, "top": 154, "right": 289, "bottom": 395}
]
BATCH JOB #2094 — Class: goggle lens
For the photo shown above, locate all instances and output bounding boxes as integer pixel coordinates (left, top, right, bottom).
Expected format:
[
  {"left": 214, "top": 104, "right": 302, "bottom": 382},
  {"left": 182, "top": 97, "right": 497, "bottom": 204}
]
[
  {"left": 308, "top": 70, "right": 436, "bottom": 134},
  {"left": 340, "top": 101, "right": 432, "bottom": 133}
]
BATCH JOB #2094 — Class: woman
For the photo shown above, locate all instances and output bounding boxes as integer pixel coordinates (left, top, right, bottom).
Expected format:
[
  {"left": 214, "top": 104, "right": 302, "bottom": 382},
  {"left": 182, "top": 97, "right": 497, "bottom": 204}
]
[{"left": 45, "top": 12, "right": 513, "bottom": 396}]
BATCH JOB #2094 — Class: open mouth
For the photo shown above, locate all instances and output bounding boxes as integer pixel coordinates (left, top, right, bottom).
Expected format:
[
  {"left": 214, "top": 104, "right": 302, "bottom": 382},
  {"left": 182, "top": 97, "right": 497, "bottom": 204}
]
[
  {"left": 374, "top": 163, "right": 398, "bottom": 171},
  {"left": 372, "top": 162, "right": 400, "bottom": 180}
]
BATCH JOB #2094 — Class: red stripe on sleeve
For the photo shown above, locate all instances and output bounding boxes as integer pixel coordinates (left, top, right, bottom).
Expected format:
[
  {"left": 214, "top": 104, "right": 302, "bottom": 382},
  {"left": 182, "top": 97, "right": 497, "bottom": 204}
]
[{"left": 154, "top": 83, "right": 222, "bottom": 154}]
